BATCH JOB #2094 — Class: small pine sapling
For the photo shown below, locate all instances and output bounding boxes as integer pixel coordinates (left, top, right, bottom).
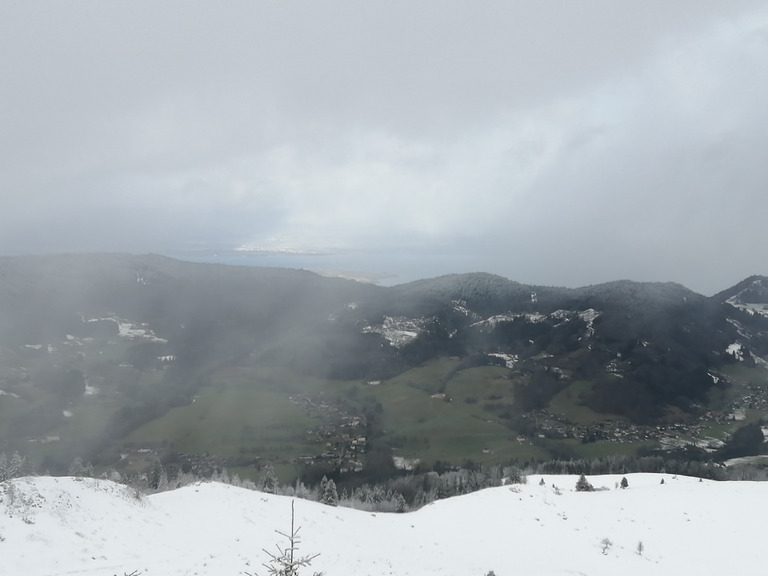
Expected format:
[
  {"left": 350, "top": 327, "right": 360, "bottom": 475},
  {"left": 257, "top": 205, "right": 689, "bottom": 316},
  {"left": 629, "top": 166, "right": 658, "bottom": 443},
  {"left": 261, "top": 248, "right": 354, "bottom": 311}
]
[{"left": 248, "top": 500, "right": 322, "bottom": 576}]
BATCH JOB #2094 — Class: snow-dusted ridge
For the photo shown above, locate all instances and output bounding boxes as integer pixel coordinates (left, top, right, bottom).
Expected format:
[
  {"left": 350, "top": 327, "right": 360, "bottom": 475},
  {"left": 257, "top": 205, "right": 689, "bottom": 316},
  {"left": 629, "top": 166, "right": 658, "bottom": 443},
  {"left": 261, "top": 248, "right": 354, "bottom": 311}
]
[
  {"left": 725, "top": 278, "right": 768, "bottom": 317},
  {"left": 85, "top": 315, "right": 167, "bottom": 343},
  {"left": 363, "top": 316, "right": 430, "bottom": 348},
  {"left": 2, "top": 474, "right": 767, "bottom": 576}
]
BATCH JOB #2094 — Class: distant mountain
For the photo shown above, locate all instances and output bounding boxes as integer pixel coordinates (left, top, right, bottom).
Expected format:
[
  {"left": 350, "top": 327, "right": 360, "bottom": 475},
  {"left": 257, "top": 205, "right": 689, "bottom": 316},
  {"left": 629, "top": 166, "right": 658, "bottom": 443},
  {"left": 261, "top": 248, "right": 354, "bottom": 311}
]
[
  {"left": 360, "top": 272, "right": 757, "bottom": 422},
  {"left": 1, "top": 254, "right": 767, "bottom": 476}
]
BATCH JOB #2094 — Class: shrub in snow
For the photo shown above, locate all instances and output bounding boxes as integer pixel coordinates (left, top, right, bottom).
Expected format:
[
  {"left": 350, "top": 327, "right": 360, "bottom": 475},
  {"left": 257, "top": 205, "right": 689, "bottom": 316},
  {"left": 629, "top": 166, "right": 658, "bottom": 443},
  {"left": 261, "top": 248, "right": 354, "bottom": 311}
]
[{"left": 600, "top": 538, "right": 613, "bottom": 555}]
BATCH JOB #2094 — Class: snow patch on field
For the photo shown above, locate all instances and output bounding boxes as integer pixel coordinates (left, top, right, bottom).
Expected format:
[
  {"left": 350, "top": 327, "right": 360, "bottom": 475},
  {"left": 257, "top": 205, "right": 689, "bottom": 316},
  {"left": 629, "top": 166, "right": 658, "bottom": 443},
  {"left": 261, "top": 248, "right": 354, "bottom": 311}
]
[
  {"left": 85, "top": 316, "right": 167, "bottom": 343},
  {"left": 727, "top": 342, "right": 745, "bottom": 361},
  {"left": 488, "top": 352, "right": 518, "bottom": 368}
]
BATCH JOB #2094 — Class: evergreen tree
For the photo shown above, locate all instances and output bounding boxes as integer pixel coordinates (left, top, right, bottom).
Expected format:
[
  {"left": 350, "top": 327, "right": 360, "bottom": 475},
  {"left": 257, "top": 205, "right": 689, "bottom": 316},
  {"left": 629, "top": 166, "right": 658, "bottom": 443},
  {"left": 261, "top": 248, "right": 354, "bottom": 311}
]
[
  {"left": 575, "top": 474, "right": 594, "bottom": 492},
  {"left": 394, "top": 493, "right": 407, "bottom": 513},
  {"left": 261, "top": 463, "right": 279, "bottom": 494},
  {"left": 620, "top": 476, "right": 629, "bottom": 489},
  {"left": 320, "top": 478, "right": 338, "bottom": 507}
]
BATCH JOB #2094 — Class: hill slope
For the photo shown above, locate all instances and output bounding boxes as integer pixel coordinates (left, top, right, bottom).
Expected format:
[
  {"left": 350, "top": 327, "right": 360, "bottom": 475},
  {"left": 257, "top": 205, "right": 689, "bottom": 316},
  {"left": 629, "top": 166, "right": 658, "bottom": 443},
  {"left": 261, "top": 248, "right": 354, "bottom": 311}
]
[{"left": 1, "top": 474, "right": 766, "bottom": 575}]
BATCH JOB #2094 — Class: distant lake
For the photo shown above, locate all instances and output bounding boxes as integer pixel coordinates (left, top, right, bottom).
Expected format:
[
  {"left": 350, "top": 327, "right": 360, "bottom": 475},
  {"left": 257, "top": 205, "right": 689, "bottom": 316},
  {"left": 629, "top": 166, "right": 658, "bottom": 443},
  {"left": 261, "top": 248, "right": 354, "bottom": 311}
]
[{"left": 168, "top": 248, "right": 499, "bottom": 286}]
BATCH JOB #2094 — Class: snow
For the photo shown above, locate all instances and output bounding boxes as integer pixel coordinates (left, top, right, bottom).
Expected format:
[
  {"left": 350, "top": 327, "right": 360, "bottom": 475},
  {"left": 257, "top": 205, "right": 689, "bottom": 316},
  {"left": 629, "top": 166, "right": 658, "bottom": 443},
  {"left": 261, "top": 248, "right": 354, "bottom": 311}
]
[
  {"left": 114, "top": 319, "right": 167, "bottom": 343},
  {"left": 488, "top": 352, "right": 518, "bottom": 368},
  {"left": 2, "top": 474, "right": 768, "bottom": 576},
  {"left": 727, "top": 342, "right": 744, "bottom": 361},
  {"left": 578, "top": 308, "right": 601, "bottom": 338},
  {"left": 725, "top": 295, "right": 768, "bottom": 317},
  {"left": 392, "top": 456, "right": 420, "bottom": 471},
  {"left": 363, "top": 316, "right": 428, "bottom": 348},
  {"left": 86, "top": 316, "right": 168, "bottom": 343},
  {"left": 472, "top": 312, "right": 546, "bottom": 328}
]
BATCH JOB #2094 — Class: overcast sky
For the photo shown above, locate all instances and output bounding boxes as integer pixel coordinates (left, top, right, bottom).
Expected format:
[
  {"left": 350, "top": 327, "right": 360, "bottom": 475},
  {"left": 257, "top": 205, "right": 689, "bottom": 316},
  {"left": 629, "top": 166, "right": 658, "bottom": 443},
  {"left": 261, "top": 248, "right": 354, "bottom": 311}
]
[{"left": 2, "top": 1, "right": 767, "bottom": 294}]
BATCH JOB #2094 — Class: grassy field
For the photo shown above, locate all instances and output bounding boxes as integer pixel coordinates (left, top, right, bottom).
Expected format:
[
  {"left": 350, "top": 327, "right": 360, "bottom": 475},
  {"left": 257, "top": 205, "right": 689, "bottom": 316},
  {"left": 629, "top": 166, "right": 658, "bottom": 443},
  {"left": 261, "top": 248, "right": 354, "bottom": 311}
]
[
  {"left": 548, "top": 380, "right": 608, "bottom": 425},
  {"left": 126, "top": 369, "right": 329, "bottom": 460},
  {"left": 17, "top": 347, "right": 768, "bottom": 482},
  {"left": 121, "top": 355, "right": 729, "bottom": 475},
  {"left": 118, "top": 357, "right": 556, "bottom": 475},
  {"left": 365, "top": 362, "right": 548, "bottom": 465}
]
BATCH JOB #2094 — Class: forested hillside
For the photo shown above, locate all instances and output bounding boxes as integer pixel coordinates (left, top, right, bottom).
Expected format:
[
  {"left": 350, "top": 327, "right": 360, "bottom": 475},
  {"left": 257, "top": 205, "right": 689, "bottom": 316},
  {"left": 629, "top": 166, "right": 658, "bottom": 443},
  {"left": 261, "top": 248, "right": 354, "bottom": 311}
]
[{"left": 1, "top": 254, "right": 767, "bottom": 484}]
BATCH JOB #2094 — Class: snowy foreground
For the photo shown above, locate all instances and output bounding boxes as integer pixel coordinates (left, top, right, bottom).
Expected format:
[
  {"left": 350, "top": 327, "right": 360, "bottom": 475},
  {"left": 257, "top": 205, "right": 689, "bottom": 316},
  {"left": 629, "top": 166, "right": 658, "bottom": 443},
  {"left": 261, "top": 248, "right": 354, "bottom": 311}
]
[{"left": 2, "top": 473, "right": 766, "bottom": 576}]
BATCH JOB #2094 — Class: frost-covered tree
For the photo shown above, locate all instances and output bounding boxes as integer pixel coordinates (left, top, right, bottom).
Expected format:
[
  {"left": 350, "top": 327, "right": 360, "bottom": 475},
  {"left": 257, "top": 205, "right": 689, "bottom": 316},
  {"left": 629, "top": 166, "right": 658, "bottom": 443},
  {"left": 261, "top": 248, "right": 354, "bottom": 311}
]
[
  {"left": 68, "top": 457, "right": 94, "bottom": 478},
  {"left": 0, "top": 452, "right": 26, "bottom": 482},
  {"left": 261, "top": 463, "right": 279, "bottom": 494},
  {"left": 320, "top": 478, "right": 338, "bottom": 507},
  {"left": 293, "top": 478, "right": 312, "bottom": 500},
  {"left": 147, "top": 459, "right": 169, "bottom": 491}
]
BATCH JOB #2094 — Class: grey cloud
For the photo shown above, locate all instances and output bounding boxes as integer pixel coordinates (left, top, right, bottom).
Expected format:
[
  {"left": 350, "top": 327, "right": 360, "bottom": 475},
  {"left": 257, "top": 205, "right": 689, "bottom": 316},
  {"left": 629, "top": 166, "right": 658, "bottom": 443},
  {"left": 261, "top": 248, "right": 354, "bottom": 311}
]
[{"left": 2, "top": 1, "right": 767, "bottom": 294}]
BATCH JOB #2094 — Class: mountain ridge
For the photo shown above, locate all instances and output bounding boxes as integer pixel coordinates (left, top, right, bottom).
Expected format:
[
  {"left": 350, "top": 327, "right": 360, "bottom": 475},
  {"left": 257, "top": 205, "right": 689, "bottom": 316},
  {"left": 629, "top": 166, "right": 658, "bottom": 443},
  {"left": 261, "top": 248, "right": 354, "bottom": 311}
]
[{"left": 1, "top": 253, "right": 768, "bottom": 478}]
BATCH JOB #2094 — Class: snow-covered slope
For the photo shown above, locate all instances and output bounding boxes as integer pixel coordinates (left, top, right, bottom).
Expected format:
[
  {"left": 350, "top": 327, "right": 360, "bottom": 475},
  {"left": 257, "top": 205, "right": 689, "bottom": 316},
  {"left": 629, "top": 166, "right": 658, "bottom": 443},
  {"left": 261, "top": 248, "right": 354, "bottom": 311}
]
[{"left": 1, "top": 474, "right": 766, "bottom": 576}]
